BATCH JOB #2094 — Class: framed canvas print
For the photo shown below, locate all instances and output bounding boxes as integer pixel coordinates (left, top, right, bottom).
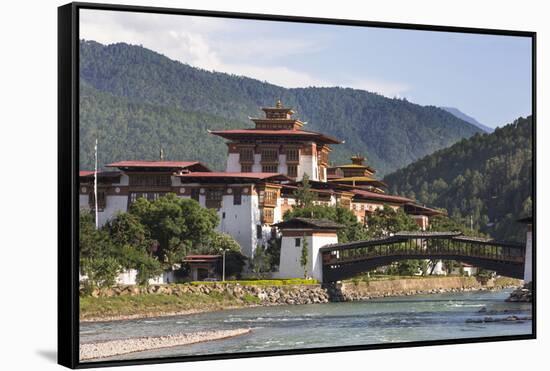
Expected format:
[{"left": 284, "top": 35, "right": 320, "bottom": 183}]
[{"left": 58, "top": 2, "right": 536, "bottom": 368}]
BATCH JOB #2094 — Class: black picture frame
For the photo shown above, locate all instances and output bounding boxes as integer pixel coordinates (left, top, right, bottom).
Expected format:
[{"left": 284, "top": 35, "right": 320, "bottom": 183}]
[{"left": 58, "top": 2, "right": 537, "bottom": 369}]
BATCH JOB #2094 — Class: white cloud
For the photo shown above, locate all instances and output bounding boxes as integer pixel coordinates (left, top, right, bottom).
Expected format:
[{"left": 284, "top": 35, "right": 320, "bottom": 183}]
[{"left": 80, "top": 9, "right": 410, "bottom": 96}]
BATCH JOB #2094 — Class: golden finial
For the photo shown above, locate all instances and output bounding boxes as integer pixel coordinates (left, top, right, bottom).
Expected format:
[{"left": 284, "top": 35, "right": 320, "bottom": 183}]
[{"left": 276, "top": 99, "right": 282, "bottom": 108}]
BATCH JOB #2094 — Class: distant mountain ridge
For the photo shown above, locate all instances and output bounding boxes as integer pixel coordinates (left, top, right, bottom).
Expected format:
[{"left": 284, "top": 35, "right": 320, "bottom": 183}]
[
  {"left": 79, "top": 40, "right": 483, "bottom": 175},
  {"left": 441, "top": 106, "right": 493, "bottom": 133},
  {"left": 383, "top": 116, "right": 532, "bottom": 241}
]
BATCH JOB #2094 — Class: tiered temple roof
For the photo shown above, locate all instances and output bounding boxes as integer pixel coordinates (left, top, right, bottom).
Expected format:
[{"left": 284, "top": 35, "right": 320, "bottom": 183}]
[{"left": 210, "top": 100, "right": 341, "bottom": 145}]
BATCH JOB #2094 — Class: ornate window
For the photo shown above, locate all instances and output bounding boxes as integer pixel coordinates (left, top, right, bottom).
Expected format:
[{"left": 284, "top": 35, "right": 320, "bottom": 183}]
[
  {"left": 88, "top": 190, "right": 106, "bottom": 210},
  {"left": 233, "top": 188, "right": 242, "bottom": 205},
  {"left": 262, "top": 164, "right": 278, "bottom": 173},
  {"left": 129, "top": 192, "right": 164, "bottom": 206},
  {"left": 129, "top": 174, "right": 171, "bottom": 187},
  {"left": 239, "top": 148, "right": 254, "bottom": 163},
  {"left": 241, "top": 164, "right": 252, "bottom": 172},
  {"left": 190, "top": 188, "right": 200, "bottom": 202},
  {"left": 261, "top": 208, "right": 274, "bottom": 224},
  {"left": 260, "top": 148, "right": 279, "bottom": 163},
  {"left": 287, "top": 164, "right": 298, "bottom": 178},
  {"left": 205, "top": 189, "right": 223, "bottom": 209},
  {"left": 264, "top": 190, "right": 277, "bottom": 206},
  {"left": 285, "top": 148, "right": 299, "bottom": 162}
]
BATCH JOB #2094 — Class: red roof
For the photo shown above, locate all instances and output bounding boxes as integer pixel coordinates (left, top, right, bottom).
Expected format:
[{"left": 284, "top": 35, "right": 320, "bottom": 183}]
[
  {"left": 209, "top": 129, "right": 341, "bottom": 144},
  {"left": 79, "top": 170, "right": 121, "bottom": 178},
  {"left": 281, "top": 184, "right": 334, "bottom": 195},
  {"left": 351, "top": 189, "right": 412, "bottom": 204},
  {"left": 106, "top": 161, "right": 211, "bottom": 172},
  {"left": 178, "top": 172, "right": 291, "bottom": 182}
]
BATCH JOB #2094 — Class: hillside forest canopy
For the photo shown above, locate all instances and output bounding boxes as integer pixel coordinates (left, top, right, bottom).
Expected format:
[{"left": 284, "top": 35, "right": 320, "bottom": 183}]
[
  {"left": 384, "top": 116, "right": 533, "bottom": 241},
  {"left": 79, "top": 40, "right": 482, "bottom": 176}
]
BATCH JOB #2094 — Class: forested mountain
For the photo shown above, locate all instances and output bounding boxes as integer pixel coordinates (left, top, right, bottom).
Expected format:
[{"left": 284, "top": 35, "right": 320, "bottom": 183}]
[
  {"left": 441, "top": 107, "right": 493, "bottom": 133},
  {"left": 384, "top": 116, "right": 533, "bottom": 241},
  {"left": 80, "top": 82, "right": 248, "bottom": 171},
  {"left": 80, "top": 40, "right": 482, "bottom": 174}
]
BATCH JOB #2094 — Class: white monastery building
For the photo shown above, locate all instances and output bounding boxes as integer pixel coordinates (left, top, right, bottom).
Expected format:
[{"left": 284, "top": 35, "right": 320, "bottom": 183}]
[{"left": 79, "top": 100, "right": 443, "bottom": 270}]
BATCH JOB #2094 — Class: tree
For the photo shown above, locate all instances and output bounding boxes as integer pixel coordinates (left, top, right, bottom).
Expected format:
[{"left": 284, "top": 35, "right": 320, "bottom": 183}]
[
  {"left": 80, "top": 256, "right": 121, "bottom": 289},
  {"left": 250, "top": 245, "right": 270, "bottom": 277},
  {"left": 129, "top": 193, "right": 219, "bottom": 267},
  {"left": 79, "top": 210, "right": 115, "bottom": 260},
  {"left": 293, "top": 174, "right": 315, "bottom": 209},
  {"left": 200, "top": 232, "right": 247, "bottom": 277},
  {"left": 300, "top": 235, "right": 309, "bottom": 278},
  {"left": 265, "top": 234, "right": 282, "bottom": 271},
  {"left": 284, "top": 204, "right": 368, "bottom": 243},
  {"left": 365, "top": 205, "right": 419, "bottom": 238}
]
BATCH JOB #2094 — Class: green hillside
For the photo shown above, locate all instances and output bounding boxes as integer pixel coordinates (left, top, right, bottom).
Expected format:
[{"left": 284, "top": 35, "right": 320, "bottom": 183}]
[
  {"left": 384, "top": 116, "right": 533, "bottom": 241},
  {"left": 79, "top": 40, "right": 482, "bottom": 175},
  {"left": 80, "top": 82, "right": 249, "bottom": 171}
]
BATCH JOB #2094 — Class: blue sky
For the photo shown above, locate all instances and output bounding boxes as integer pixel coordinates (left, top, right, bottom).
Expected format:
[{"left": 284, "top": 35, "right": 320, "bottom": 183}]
[{"left": 81, "top": 9, "right": 532, "bottom": 128}]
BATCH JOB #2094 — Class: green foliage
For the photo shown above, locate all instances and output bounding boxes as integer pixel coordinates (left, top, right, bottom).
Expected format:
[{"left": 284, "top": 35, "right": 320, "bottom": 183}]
[
  {"left": 204, "top": 233, "right": 242, "bottom": 253},
  {"left": 284, "top": 205, "right": 368, "bottom": 243},
  {"left": 300, "top": 235, "right": 309, "bottom": 278},
  {"left": 80, "top": 257, "right": 121, "bottom": 289},
  {"left": 265, "top": 235, "right": 282, "bottom": 271},
  {"left": 250, "top": 245, "right": 270, "bottom": 277},
  {"left": 79, "top": 210, "right": 115, "bottom": 259},
  {"left": 129, "top": 193, "right": 219, "bottom": 266},
  {"left": 365, "top": 205, "right": 420, "bottom": 238},
  {"left": 80, "top": 40, "right": 481, "bottom": 176},
  {"left": 293, "top": 174, "right": 315, "bottom": 208},
  {"left": 384, "top": 116, "right": 532, "bottom": 241},
  {"left": 199, "top": 232, "right": 247, "bottom": 277},
  {"left": 428, "top": 215, "right": 487, "bottom": 237}
]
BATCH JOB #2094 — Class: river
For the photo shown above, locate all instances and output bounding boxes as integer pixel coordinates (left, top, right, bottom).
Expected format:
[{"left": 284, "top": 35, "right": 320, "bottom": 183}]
[{"left": 80, "top": 289, "right": 532, "bottom": 362}]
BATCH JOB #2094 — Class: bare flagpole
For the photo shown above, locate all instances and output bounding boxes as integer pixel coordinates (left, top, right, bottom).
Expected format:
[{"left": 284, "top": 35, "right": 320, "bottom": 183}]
[{"left": 94, "top": 138, "right": 99, "bottom": 230}]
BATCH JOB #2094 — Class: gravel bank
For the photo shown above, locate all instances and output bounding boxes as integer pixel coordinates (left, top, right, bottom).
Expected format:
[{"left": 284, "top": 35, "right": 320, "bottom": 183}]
[{"left": 80, "top": 328, "right": 252, "bottom": 361}]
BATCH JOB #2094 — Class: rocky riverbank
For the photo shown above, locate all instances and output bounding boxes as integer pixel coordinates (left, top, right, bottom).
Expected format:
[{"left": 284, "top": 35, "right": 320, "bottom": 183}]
[
  {"left": 80, "top": 283, "right": 329, "bottom": 322},
  {"left": 80, "top": 328, "right": 252, "bottom": 361},
  {"left": 80, "top": 277, "right": 521, "bottom": 322}
]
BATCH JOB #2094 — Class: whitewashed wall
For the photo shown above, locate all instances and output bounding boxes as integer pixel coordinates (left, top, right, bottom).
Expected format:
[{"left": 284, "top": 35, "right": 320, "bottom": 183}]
[
  {"left": 276, "top": 233, "right": 337, "bottom": 282},
  {"left": 226, "top": 153, "right": 240, "bottom": 172},
  {"left": 217, "top": 193, "right": 255, "bottom": 258},
  {"left": 97, "top": 195, "right": 128, "bottom": 227}
]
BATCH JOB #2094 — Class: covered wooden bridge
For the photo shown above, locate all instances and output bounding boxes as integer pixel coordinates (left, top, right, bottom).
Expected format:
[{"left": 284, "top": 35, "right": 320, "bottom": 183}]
[{"left": 320, "top": 231, "right": 525, "bottom": 282}]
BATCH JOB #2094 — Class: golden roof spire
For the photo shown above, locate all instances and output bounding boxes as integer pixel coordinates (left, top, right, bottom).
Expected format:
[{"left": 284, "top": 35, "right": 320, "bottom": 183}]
[{"left": 276, "top": 99, "right": 282, "bottom": 108}]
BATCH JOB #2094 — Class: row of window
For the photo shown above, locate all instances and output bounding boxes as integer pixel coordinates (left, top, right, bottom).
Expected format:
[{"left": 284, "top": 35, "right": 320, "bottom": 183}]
[
  {"left": 259, "top": 190, "right": 278, "bottom": 206},
  {"left": 238, "top": 148, "right": 299, "bottom": 163},
  {"left": 241, "top": 164, "right": 297, "bottom": 177},
  {"left": 89, "top": 189, "right": 244, "bottom": 211},
  {"left": 129, "top": 174, "right": 171, "bottom": 187}
]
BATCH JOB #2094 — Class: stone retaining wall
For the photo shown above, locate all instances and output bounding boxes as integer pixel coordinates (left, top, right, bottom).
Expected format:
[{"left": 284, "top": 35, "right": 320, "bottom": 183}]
[
  {"left": 328, "top": 276, "right": 521, "bottom": 301},
  {"left": 82, "top": 277, "right": 521, "bottom": 305},
  {"left": 84, "top": 283, "right": 331, "bottom": 305}
]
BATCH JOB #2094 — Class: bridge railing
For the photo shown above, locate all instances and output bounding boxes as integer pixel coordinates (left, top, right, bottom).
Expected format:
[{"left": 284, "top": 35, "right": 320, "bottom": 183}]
[{"left": 321, "top": 236, "right": 524, "bottom": 266}]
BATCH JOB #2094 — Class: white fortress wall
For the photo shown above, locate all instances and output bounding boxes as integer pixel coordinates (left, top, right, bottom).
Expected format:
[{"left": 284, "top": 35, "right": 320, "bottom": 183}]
[{"left": 226, "top": 153, "right": 240, "bottom": 172}]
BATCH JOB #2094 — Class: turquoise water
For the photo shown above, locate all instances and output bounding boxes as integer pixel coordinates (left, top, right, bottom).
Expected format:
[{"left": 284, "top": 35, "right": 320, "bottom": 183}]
[{"left": 80, "top": 289, "right": 532, "bottom": 362}]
